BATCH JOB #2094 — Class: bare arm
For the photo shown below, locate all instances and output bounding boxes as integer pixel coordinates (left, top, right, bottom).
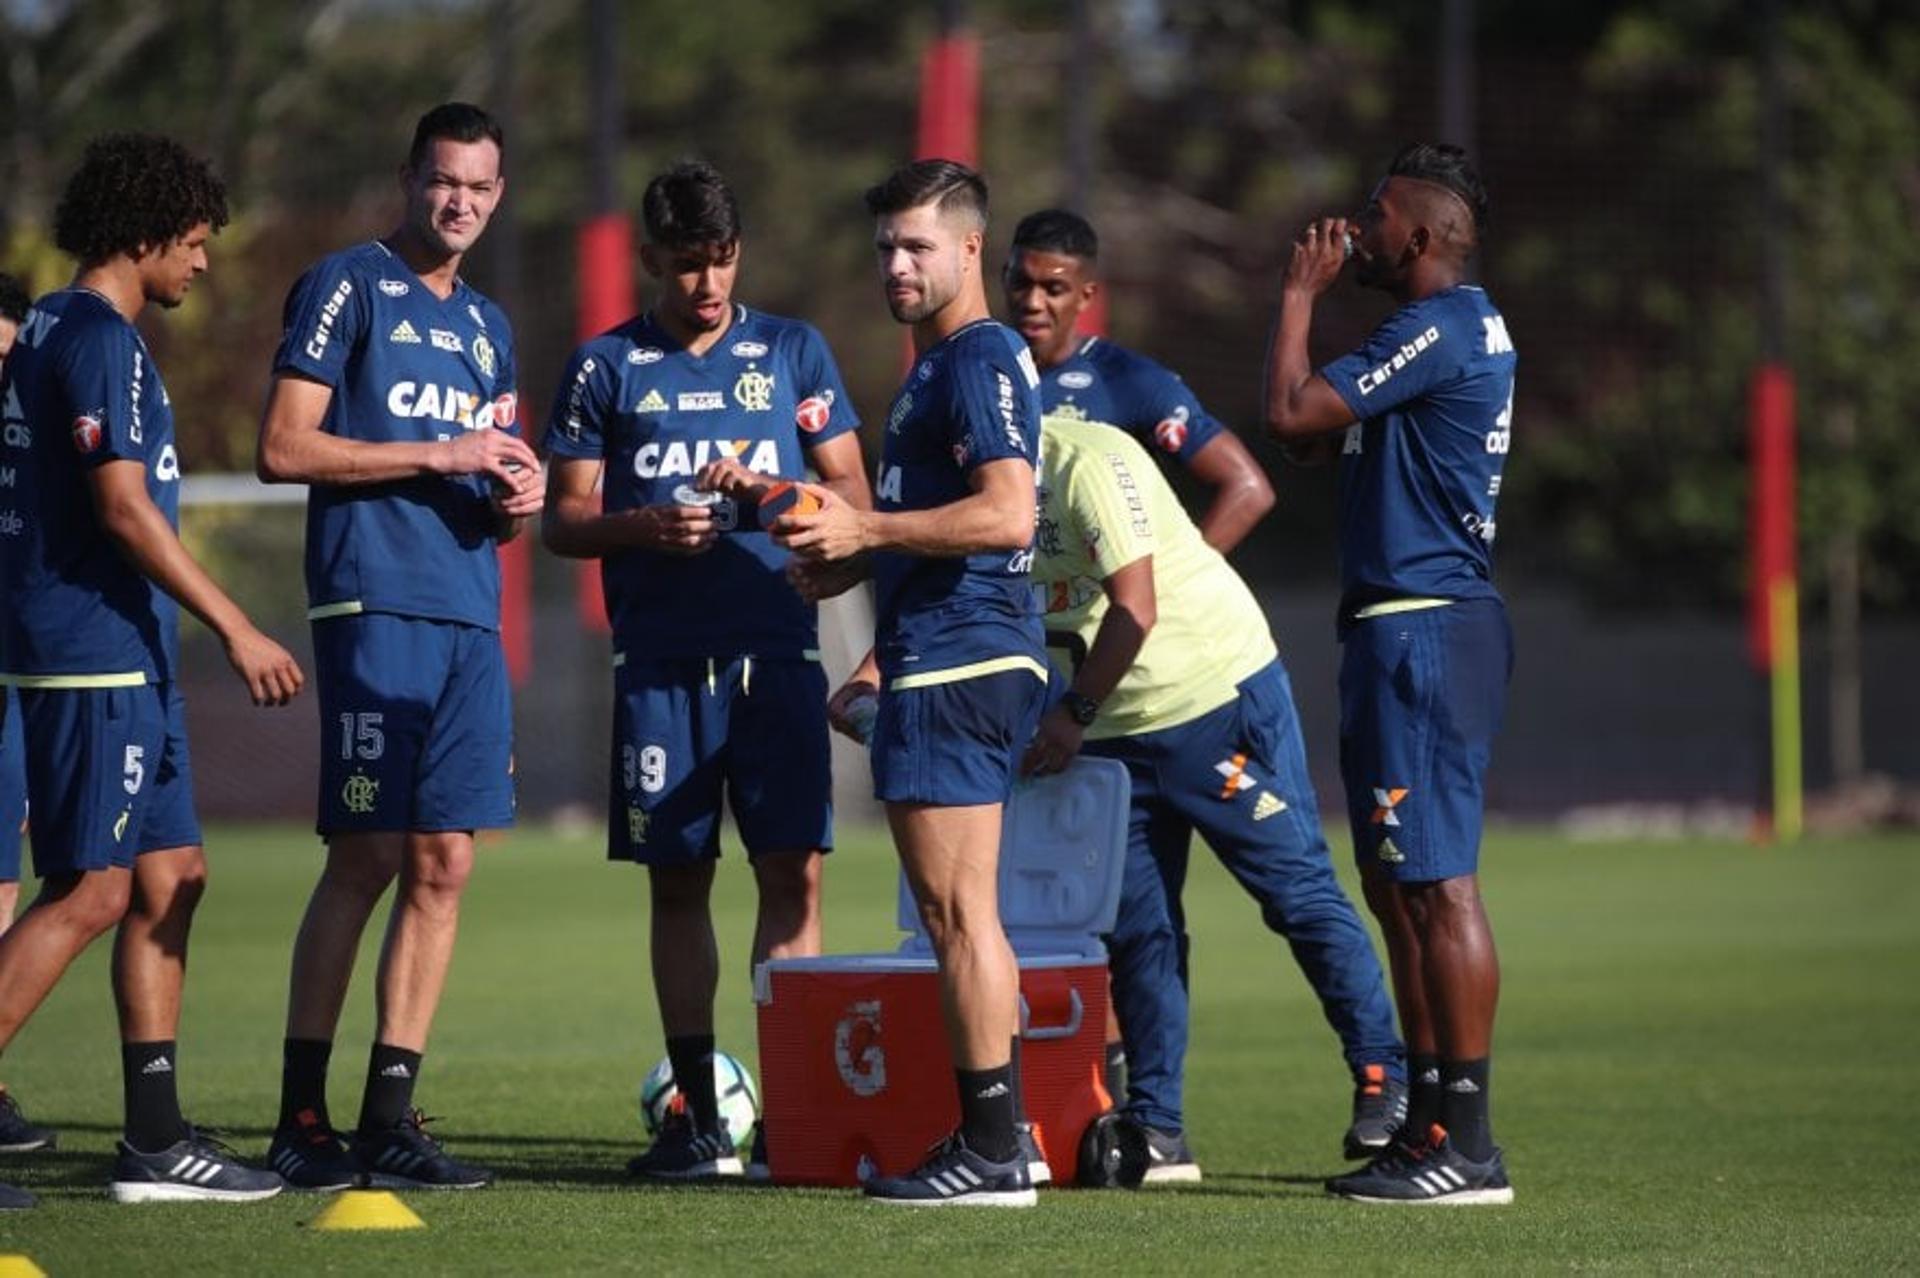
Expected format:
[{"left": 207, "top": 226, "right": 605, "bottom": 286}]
[
  {"left": 89, "top": 460, "right": 303, "bottom": 706},
  {"left": 1184, "top": 432, "right": 1275, "bottom": 553},
  {"left": 256, "top": 371, "right": 542, "bottom": 490},
  {"left": 1263, "top": 216, "right": 1362, "bottom": 444},
  {"left": 775, "top": 457, "right": 1035, "bottom": 562},
  {"left": 1023, "top": 555, "right": 1156, "bottom": 776},
  {"left": 540, "top": 456, "right": 716, "bottom": 559}
]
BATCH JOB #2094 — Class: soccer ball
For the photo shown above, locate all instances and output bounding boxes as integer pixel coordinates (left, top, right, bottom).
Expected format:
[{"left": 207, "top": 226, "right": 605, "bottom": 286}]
[{"left": 639, "top": 1051, "right": 761, "bottom": 1143}]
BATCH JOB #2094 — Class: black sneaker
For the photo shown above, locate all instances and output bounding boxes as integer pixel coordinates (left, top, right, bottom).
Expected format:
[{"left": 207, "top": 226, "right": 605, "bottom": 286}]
[
  {"left": 864, "top": 1130, "right": 1034, "bottom": 1208},
  {"left": 626, "top": 1112, "right": 741, "bottom": 1181},
  {"left": 1344, "top": 1063, "right": 1409, "bottom": 1160},
  {"left": 0, "top": 1180, "right": 34, "bottom": 1210},
  {"left": 1327, "top": 1124, "right": 1513, "bottom": 1206},
  {"left": 354, "top": 1112, "right": 493, "bottom": 1190},
  {"left": 1016, "top": 1120, "right": 1051, "bottom": 1187},
  {"left": 1135, "top": 1121, "right": 1202, "bottom": 1184},
  {"left": 745, "top": 1121, "right": 769, "bottom": 1182},
  {"left": 0, "top": 1090, "right": 55, "bottom": 1153},
  {"left": 109, "top": 1127, "right": 284, "bottom": 1203},
  {"left": 268, "top": 1109, "right": 361, "bottom": 1191}
]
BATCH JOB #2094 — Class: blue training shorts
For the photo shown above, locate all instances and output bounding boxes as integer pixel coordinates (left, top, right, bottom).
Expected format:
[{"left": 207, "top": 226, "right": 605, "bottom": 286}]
[
  {"left": 1, "top": 690, "right": 26, "bottom": 881},
  {"left": 871, "top": 667, "right": 1048, "bottom": 807},
  {"left": 1338, "top": 597, "right": 1512, "bottom": 883},
  {"left": 13, "top": 681, "right": 202, "bottom": 877},
  {"left": 609, "top": 656, "right": 831, "bottom": 865},
  {"left": 314, "top": 612, "right": 515, "bottom": 836}
]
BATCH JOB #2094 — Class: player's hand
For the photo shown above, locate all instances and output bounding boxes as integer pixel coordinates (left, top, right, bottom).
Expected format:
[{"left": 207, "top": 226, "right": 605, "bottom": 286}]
[
  {"left": 1020, "top": 705, "right": 1085, "bottom": 777},
  {"left": 693, "top": 457, "right": 763, "bottom": 502},
  {"left": 786, "top": 554, "right": 868, "bottom": 602},
  {"left": 224, "top": 625, "right": 304, "bottom": 707},
  {"left": 827, "top": 676, "right": 880, "bottom": 743},
  {"left": 772, "top": 486, "right": 866, "bottom": 561},
  {"left": 489, "top": 456, "right": 545, "bottom": 518},
  {"left": 1285, "top": 217, "right": 1352, "bottom": 298},
  {"left": 438, "top": 428, "right": 542, "bottom": 488},
  {"left": 633, "top": 503, "right": 718, "bottom": 555}
]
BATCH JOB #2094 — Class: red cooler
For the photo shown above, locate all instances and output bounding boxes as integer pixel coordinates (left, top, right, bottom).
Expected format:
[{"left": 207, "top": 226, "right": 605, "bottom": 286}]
[{"left": 754, "top": 758, "right": 1129, "bottom": 1187}]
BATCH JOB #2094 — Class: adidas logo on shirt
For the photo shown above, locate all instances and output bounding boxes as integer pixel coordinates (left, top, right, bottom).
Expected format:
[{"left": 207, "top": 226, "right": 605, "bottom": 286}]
[
  {"left": 635, "top": 389, "right": 669, "bottom": 414},
  {"left": 390, "top": 321, "right": 422, "bottom": 344}
]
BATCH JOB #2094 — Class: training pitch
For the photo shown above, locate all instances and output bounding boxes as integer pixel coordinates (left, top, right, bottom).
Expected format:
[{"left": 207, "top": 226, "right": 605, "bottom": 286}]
[{"left": 0, "top": 823, "right": 1913, "bottom": 1274}]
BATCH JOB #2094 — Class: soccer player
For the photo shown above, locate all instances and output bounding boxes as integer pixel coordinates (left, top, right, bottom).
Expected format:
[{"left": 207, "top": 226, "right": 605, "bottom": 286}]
[
  {"left": 0, "top": 135, "right": 302, "bottom": 1207},
  {"left": 541, "top": 160, "right": 870, "bottom": 1180},
  {"left": 0, "top": 271, "right": 58, "bottom": 1165},
  {"left": 0, "top": 270, "right": 30, "bottom": 933},
  {"left": 255, "top": 103, "right": 542, "bottom": 1191},
  {"left": 1020, "top": 412, "right": 1406, "bottom": 1182},
  {"left": 1003, "top": 209, "right": 1273, "bottom": 552},
  {"left": 780, "top": 159, "right": 1046, "bottom": 1208},
  {"left": 1263, "top": 143, "right": 1517, "bottom": 1205}
]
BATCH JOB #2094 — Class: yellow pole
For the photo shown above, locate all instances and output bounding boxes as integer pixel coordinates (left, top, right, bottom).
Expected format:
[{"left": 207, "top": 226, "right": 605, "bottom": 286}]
[{"left": 1770, "top": 579, "right": 1803, "bottom": 840}]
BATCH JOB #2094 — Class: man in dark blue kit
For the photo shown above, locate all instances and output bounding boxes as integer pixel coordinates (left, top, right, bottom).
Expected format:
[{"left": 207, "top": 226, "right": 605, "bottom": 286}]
[
  {"left": 0, "top": 135, "right": 302, "bottom": 1207},
  {"left": 1002, "top": 209, "right": 1273, "bottom": 554},
  {"left": 1264, "top": 143, "right": 1517, "bottom": 1205},
  {"left": 256, "top": 103, "right": 543, "bottom": 1190}
]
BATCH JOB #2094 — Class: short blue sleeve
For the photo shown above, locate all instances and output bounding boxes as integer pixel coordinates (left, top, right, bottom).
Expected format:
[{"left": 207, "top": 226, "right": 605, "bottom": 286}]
[
  {"left": 1320, "top": 300, "right": 1468, "bottom": 421},
  {"left": 1127, "top": 361, "right": 1223, "bottom": 462},
  {"left": 791, "top": 324, "right": 859, "bottom": 448},
  {"left": 56, "top": 321, "right": 147, "bottom": 468},
  {"left": 486, "top": 310, "right": 521, "bottom": 440},
  {"left": 273, "top": 261, "right": 368, "bottom": 387},
  {"left": 545, "top": 343, "right": 618, "bottom": 461},
  {"left": 947, "top": 345, "right": 1040, "bottom": 474}
]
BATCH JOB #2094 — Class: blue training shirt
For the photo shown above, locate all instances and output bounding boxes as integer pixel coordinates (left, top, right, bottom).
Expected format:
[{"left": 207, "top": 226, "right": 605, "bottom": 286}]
[
  {"left": 871, "top": 319, "right": 1046, "bottom": 688},
  {"left": 1037, "top": 336, "right": 1223, "bottom": 464},
  {"left": 0, "top": 289, "right": 182, "bottom": 684},
  {"left": 546, "top": 305, "right": 859, "bottom": 661},
  {"left": 1319, "top": 284, "right": 1516, "bottom": 619},
  {"left": 273, "top": 241, "right": 518, "bottom": 630}
]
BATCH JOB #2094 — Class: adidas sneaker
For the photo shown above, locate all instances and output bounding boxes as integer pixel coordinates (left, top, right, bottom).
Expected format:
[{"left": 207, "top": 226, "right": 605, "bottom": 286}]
[
  {"left": 626, "top": 1112, "right": 742, "bottom": 1181},
  {"left": 863, "top": 1130, "right": 1035, "bottom": 1208},
  {"left": 354, "top": 1111, "right": 493, "bottom": 1190},
  {"left": 1344, "top": 1063, "right": 1410, "bottom": 1160},
  {"left": 1327, "top": 1124, "right": 1513, "bottom": 1206},
  {"left": 109, "top": 1128, "right": 284, "bottom": 1203}
]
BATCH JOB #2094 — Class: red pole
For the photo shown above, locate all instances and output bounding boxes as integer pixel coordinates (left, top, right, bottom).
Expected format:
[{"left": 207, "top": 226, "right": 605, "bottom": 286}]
[
  {"left": 572, "top": 212, "right": 635, "bottom": 632},
  {"left": 1746, "top": 362, "right": 1796, "bottom": 668}
]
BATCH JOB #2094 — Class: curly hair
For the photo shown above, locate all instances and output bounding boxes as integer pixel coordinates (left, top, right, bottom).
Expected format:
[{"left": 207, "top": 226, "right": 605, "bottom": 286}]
[
  {"left": 53, "top": 133, "right": 228, "bottom": 265},
  {"left": 0, "top": 272, "right": 28, "bottom": 325}
]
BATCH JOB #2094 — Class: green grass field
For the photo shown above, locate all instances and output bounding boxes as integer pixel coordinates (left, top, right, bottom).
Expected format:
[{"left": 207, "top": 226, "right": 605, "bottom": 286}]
[{"left": 0, "top": 823, "right": 1914, "bottom": 1274}]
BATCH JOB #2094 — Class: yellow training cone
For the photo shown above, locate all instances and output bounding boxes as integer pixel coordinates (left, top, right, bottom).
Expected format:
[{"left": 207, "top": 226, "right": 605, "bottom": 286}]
[
  {"left": 0, "top": 1256, "right": 48, "bottom": 1278},
  {"left": 307, "top": 1189, "right": 426, "bottom": 1231}
]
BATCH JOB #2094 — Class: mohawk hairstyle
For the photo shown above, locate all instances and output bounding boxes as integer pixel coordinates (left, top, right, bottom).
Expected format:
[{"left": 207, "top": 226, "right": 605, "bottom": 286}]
[
  {"left": 1387, "top": 142, "right": 1489, "bottom": 235},
  {"left": 53, "top": 134, "right": 228, "bottom": 266}
]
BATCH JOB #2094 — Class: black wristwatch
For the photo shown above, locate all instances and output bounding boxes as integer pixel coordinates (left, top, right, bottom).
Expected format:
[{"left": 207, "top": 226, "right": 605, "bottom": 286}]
[{"left": 1061, "top": 690, "right": 1100, "bottom": 727}]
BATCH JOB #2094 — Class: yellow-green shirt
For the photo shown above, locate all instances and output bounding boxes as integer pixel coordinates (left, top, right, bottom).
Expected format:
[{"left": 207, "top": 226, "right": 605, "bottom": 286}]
[{"left": 1033, "top": 415, "right": 1277, "bottom": 739}]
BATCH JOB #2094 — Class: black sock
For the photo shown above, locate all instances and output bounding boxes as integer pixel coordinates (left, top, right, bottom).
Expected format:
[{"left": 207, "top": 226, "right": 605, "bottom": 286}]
[
  {"left": 1009, "top": 1036, "right": 1027, "bottom": 1125},
  {"left": 279, "top": 1037, "right": 334, "bottom": 1131},
  {"left": 357, "top": 1043, "right": 422, "bottom": 1135},
  {"left": 1407, "top": 1052, "right": 1443, "bottom": 1134},
  {"left": 666, "top": 1034, "right": 719, "bottom": 1134},
  {"left": 122, "top": 1040, "right": 187, "bottom": 1153},
  {"left": 955, "top": 1064, "right": 1018, "bottom": 1164},
  {"left": 1440, "top": 1058, "right": 1494, "bottom": 1161},
  {"left": 1104, "top": 1041, "right": 1128, "bottom": 1107}
]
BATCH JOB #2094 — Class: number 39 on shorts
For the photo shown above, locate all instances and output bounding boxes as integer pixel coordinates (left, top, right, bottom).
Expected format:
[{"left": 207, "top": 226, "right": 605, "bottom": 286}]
[{"left": 623, "top": 744, "right": 667, "bottom": 795}]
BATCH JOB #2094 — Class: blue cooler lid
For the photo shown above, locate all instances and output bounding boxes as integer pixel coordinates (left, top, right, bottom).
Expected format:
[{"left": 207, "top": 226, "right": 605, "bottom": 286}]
[{"left": 895, "top": 756, "right": 1130, "bottom": 959}]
